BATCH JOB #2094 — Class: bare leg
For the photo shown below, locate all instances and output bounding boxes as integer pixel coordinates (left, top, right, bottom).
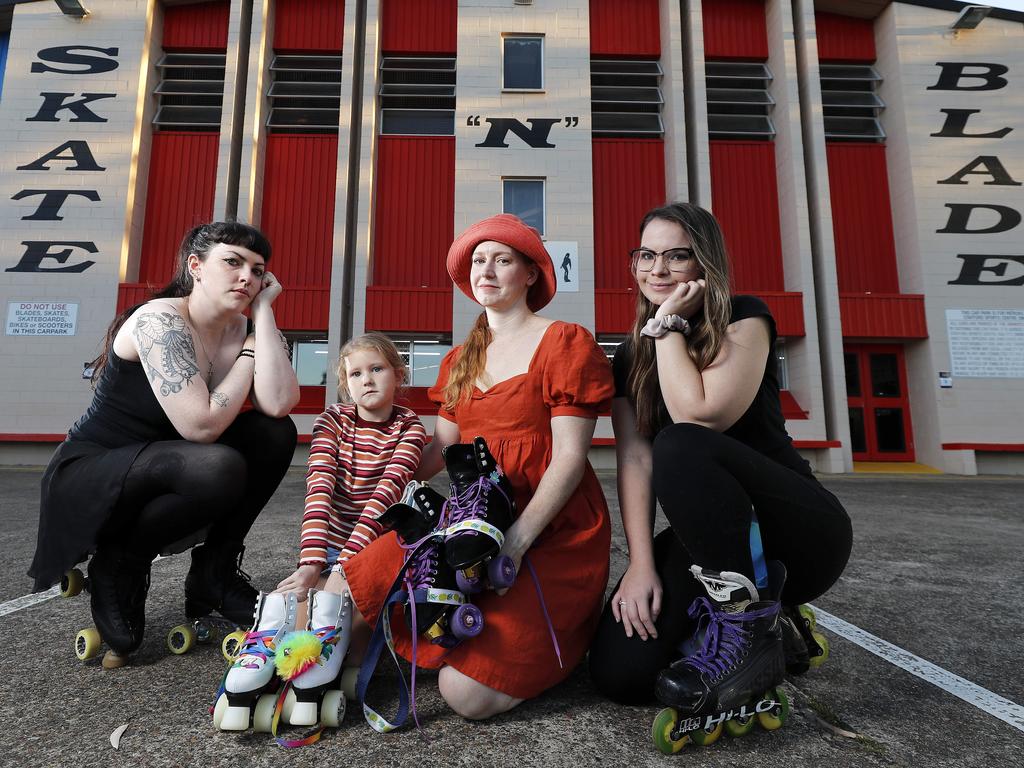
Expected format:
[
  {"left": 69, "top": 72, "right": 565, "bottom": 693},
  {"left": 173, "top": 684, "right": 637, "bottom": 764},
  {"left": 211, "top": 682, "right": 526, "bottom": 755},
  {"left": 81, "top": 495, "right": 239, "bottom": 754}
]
[{"left": 438, "top": 665, "right": 524, "bottom": 720}]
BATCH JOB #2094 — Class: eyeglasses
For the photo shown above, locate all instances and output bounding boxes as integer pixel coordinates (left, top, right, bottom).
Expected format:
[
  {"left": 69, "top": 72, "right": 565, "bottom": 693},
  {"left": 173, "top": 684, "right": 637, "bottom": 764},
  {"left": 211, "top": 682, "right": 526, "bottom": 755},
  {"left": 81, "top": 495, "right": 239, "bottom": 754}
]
[{"left": 629, "top": 247, "right": 696, "bottom": 273}]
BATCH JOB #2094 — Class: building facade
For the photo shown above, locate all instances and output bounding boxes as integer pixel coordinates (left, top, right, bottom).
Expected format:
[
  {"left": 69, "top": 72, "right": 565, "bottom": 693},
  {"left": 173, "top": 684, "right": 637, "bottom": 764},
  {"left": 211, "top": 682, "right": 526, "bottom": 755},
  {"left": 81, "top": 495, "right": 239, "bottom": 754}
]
[{"left": 0, "top": 0, "right": 1021, "bottom": 474}]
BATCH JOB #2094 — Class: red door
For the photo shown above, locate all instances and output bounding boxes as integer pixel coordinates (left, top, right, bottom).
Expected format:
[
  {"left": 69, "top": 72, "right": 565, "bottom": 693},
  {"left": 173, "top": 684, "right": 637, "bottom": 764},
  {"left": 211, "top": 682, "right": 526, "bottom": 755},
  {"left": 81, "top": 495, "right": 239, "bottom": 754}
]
[{"left": 844, "top": 344, "right": 915, "bottom": 462}]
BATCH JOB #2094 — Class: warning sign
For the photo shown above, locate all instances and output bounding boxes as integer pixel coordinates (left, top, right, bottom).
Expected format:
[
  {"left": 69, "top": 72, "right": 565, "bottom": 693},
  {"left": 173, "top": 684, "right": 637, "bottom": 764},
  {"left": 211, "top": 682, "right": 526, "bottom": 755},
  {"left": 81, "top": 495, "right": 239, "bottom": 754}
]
[{"left": 6, "top": 302, "right": 79, "bottom": 336}]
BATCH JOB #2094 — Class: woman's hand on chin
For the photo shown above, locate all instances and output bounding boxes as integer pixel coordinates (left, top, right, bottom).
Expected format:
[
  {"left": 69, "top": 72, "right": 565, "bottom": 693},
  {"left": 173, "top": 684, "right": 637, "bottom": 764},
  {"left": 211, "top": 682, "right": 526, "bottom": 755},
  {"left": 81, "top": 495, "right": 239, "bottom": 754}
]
[
  {"left": 654, "top": 278, "right": 705, "bottom": 321},
  {"left": 250, "top": 271, "right": 283, "bottom": 320}
]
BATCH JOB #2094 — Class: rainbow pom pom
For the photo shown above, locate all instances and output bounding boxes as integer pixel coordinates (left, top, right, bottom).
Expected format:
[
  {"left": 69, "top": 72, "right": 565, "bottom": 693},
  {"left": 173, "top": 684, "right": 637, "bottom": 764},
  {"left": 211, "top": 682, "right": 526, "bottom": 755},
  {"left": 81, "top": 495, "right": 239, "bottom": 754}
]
[{"left": 275, "top": 631, "right": 323, "bottom": 681}]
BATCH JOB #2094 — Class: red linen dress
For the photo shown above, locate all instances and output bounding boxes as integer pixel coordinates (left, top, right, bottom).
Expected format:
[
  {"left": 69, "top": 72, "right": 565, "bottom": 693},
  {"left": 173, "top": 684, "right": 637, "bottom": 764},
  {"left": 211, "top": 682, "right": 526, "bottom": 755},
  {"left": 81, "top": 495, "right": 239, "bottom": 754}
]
[{"left": 343, "top": 321, "right": 614, "bottom": 698}]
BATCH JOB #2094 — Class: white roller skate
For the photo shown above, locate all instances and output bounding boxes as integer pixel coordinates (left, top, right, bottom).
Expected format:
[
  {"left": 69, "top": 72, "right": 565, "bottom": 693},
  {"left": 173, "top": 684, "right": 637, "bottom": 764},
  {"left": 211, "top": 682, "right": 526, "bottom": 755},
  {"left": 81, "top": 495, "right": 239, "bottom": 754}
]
[
  {"left": 277, "top": 589, "right": 353, "bottom": 728},
  {"left": 212, "top": 591, "right": 298, "bottom": 732}
]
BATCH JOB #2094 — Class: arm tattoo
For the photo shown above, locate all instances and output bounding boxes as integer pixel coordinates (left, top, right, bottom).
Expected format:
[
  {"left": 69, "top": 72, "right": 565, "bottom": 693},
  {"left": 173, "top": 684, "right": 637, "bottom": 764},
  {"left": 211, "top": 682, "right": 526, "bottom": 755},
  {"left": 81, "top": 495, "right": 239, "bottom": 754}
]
[
  {"left": 134, "top": 312, "right": 200, "bottom": 396},
  {"left": 210, "top": 390, "right": 229, "bottom": 408},
  {"left": 278, "top": 330, "right": 293, "bottom": 362}
]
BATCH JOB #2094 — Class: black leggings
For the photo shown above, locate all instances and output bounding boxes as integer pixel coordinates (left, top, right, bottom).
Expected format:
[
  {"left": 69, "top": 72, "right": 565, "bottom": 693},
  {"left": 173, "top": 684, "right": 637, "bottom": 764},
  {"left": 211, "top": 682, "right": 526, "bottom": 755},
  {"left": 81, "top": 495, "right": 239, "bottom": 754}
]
[
  {"left": 589, "top": 423, "right": 852, "bottom": 704},
  {"left": 98, "top": 411, "right": 296, "bottom": 557}
]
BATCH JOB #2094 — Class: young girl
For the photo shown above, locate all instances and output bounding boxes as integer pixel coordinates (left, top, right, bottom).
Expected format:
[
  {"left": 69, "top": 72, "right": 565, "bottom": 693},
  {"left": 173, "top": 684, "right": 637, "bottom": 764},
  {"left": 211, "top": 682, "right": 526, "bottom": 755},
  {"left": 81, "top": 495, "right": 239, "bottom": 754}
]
[{"left": 276, "top": 333, "right": 428, "bottom": 599}]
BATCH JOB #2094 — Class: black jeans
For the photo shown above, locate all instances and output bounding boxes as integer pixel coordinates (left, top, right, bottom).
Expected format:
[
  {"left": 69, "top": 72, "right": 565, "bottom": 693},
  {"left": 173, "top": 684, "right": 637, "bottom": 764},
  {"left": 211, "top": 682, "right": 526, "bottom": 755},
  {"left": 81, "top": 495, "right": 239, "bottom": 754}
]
[
  {"left": 99, "top": 411, "right": 297, "bottom": 556},
  {"left": 589, "top": 423, "right": 852, "bottom": 704}
]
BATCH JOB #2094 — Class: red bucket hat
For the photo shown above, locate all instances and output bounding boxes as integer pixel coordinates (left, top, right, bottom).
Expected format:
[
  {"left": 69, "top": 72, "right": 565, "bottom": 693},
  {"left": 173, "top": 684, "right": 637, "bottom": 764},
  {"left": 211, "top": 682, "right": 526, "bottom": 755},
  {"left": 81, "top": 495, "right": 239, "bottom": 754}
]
[{"left": 446, "top": 214, "right": 557, "bottom": 311}]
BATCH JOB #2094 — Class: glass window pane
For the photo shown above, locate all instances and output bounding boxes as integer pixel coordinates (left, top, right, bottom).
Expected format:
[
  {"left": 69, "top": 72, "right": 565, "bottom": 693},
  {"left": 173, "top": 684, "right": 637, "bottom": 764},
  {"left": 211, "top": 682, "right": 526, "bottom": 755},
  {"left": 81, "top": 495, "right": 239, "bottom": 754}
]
[
  {"left": 869, "top": 353, "right": 900, "bottom": 397},
  {"left": 503, "top": 179, "right": 545, "bottom": 235},
  {"left": 295, "top": 340, "right": 329, "bottom": 386},
  {"left": 844, "top": 353, "right": 861, "bottom": 397},
  {"left": 874, "top": 408, "right": 906, "bottom": 453},
  {"left": 503, "top": 37, "right": 542, "bottom": 89},
  {"left": 409, "top": 341, "right": 452, "bottom": 387},
  {"left": 775, "top": 340, "right": 789, "bottom": 391},
  {"left": 848, "top": 407, "right": 866, "bottom": 453}
]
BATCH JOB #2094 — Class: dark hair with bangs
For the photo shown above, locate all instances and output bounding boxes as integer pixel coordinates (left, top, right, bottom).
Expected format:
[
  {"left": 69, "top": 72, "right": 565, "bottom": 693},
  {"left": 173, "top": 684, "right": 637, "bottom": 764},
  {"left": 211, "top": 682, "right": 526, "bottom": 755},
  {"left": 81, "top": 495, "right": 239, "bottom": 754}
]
[{"left": 89, "top": 222, "right": 272, "bottom": 383}]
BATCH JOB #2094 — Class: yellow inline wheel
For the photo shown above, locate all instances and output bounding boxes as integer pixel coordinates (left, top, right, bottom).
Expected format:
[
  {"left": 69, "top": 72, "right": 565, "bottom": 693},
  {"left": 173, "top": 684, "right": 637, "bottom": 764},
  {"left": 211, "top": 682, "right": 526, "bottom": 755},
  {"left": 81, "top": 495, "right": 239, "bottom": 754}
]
[
  {"left": 167, "top": 624, "right": 197, "bottom": 655},
  {"left": 651, "top": 707, "right": 689, "bottom": 754},
  {"left": 809, "top": 631, "right": 830, "bottom": 668},
  {"left": 61, "top": 568, "right": 84, "bottom": 598},
  {"left": 690, "top": 722, "right": 724, "bottom": 746},
  {"left": 75, "top": 627, "right": 102, "bottom": 660},
  {"left": 222, "top": 630, "right": 247, "bottom": 662},
  {"left": 757, "top": 687, "right": 790, "bottom": 731}
]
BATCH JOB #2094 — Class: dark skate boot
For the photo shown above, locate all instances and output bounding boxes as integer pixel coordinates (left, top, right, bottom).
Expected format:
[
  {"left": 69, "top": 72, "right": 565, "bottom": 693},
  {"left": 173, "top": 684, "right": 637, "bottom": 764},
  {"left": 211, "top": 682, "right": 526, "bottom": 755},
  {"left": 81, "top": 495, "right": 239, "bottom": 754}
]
[
  {"left": 185, "top": 539, "right": 259, "bottom": 627},
  {"left": 86, "top": 547, "right": 152, "bottom": 666},
  {"left": 782, "top": 604, "right": 829, "bottom": 674},
  {"left": 441, "top": 437, "right": 517, "bottom": 593},
  {"left": 379, "top": 485, "right": 482, "bottom": 646},
  {"left": 651, "top": 562, "right": 789, "bottom": 753}
]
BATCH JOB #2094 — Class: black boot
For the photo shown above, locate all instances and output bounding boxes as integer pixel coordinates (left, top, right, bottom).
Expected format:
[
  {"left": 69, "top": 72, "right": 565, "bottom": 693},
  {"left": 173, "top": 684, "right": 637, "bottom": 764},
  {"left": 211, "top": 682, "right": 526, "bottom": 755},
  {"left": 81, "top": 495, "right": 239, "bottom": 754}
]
[
  {"left": 184, "top": 540, "right": 258, "bottom": 627},
  {"left": 88, "top": 547, "right": 151, "bottom": 656},
  {"left": 442, "top": 437, "right": 516, "bottom": 571}
]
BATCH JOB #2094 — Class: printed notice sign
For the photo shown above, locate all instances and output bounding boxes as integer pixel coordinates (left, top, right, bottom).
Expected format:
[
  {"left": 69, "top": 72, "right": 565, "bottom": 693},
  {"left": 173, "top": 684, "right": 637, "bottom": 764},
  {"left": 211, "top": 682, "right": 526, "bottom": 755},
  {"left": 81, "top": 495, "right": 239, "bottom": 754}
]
[
  {"left": 6, "top": 302, "right": 79, "bottom": 337},
  {"left": 946, "top": 309, "right": 1024, "bottom": 378}
]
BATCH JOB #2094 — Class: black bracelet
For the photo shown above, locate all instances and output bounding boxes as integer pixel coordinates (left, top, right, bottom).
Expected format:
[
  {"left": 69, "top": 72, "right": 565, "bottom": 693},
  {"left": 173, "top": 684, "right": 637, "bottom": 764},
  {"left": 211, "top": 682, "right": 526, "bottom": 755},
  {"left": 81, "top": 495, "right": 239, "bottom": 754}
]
[{"left": 237, "top": 348, "right": 255, "bottom": 360}]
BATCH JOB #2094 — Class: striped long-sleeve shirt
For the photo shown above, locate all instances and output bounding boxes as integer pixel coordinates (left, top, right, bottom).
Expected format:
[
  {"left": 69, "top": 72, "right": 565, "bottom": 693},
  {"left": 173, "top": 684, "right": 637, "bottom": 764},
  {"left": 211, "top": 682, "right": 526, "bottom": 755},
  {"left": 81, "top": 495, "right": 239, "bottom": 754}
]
[{"left": 298, "top": 403, "right": 427, "bottom": 567}]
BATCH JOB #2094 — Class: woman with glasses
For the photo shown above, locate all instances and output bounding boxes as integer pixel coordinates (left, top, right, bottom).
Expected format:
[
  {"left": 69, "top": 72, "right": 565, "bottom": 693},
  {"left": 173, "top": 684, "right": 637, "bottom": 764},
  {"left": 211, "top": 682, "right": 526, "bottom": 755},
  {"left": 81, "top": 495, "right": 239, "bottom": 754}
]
[{"left": 588, "top": 203, "right": 852, "bottom": 719}]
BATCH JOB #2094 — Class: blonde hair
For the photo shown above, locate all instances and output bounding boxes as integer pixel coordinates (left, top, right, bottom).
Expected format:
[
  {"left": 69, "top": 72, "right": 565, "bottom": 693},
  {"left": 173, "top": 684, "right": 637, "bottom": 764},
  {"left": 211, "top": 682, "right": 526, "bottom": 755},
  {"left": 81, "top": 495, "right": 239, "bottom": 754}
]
[
  {"left": 627, "top": 203, "right": 733, "bottom": 437},
  {"left": 336, "top": 332, "right": 408, "bottom": 403}
]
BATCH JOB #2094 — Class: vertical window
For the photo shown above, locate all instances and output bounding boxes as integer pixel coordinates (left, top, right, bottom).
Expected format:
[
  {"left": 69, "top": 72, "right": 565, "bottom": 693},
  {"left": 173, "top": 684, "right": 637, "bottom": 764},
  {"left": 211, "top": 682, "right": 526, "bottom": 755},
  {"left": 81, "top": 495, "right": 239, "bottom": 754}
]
[
  {"left": 0, "top": 29, "right": 10, "bottom": 102},
  {"left": 502, "top": 35, "right": 543, "bottom": 90},
  {"left": 502, "top": 178, "right": 545, "bottom": 235},
  {"left": 775, "top": 340, "right": 790, "bottom": 390},
  {"left": 293, "top": 339, "right": 329, "bottom": 386}
]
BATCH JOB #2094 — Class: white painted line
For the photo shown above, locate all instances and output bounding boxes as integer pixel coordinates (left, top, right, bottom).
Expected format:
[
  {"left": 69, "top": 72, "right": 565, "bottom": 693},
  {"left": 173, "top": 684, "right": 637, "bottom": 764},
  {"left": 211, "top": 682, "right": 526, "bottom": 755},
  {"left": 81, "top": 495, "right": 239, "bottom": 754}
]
[
  {"left": 810, "top": 605, "right": 1024, "bottom": 733},
  {"left": 0, "top": 585, "right": 59, "bottom": 617}
]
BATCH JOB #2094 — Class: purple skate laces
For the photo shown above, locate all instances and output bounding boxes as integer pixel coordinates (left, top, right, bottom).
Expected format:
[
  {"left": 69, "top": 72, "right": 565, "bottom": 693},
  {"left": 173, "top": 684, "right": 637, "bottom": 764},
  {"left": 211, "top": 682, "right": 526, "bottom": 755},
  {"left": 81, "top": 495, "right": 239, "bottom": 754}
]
[
  {"left": 443, "top": 474, "right": 508, "bottom": 544},
  {"left": 682, "top": 597, "right": 780, "bottom": 680}
]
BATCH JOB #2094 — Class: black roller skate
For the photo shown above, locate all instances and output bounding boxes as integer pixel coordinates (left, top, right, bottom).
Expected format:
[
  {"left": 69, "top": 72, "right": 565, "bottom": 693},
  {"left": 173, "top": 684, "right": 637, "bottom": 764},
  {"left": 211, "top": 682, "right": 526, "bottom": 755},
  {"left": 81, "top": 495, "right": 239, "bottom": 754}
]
[
  {"left": 651, "top": 562, "right": 790, "bottom": 753},
  {"left": 441, "top": 437, "right": 518, "bottom": 594},
  {"left": 185, "top": 539, "right": 259, "bottom": 628},
  {"left": 781, "top": 604, "right": 829, "bottom": 674},
  {"left": 379, "top": 484, "right": 482, "bottom": 646},
  {"left": 77, "top": 547, "right": 152, "bottom": 668}
]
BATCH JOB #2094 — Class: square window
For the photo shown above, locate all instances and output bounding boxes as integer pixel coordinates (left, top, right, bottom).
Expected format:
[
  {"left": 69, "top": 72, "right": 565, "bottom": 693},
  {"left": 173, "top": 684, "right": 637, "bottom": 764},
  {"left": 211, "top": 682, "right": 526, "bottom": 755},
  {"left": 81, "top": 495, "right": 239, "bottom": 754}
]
[
  {"left": 293, "top": 339, "right": 329, "bottom": 386},
  {"left": 503, "top": 36, "right": 543, "bottom": 91},
  {"left": 502, "top": 178, "right": 545, "bottom": 235}
]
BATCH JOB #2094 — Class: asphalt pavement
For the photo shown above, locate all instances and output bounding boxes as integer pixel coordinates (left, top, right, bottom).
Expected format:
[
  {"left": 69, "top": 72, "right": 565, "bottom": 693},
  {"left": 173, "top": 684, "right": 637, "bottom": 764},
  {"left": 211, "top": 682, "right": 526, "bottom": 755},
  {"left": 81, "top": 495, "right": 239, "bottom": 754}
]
[{"left": 0, "top": 467, "right": 1021, "bottom": 767}]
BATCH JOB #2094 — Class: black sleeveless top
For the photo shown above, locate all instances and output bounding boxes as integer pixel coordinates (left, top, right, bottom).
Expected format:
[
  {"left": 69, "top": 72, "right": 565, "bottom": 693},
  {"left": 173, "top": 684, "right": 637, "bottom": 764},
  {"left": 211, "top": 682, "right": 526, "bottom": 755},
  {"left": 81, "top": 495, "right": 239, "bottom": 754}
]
[
  {"left": 69, "top": 348, "right": 181, "bottom": 447},
  {"left": 612, "top": 295, "right": 813, "bottom": 478}
]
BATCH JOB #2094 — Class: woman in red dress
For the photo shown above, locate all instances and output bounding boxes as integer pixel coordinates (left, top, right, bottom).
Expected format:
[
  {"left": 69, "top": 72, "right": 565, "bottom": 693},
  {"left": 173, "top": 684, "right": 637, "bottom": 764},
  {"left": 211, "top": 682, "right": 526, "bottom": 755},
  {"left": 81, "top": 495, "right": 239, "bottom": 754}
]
[{"left": 341, "top": 214, "right": 613, "bottom": 719}]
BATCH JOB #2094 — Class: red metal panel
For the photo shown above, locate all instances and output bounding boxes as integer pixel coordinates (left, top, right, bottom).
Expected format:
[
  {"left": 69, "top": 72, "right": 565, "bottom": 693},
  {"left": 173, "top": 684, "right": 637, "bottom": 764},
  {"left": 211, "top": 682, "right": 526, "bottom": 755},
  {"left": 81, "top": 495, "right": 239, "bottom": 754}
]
[
  {"left": 839, "top": 294, "right": 928, "bottom": 338},
  {"left": 274, "top": 0, "right": 345, "bottom": 53},
  {"left": 751, "top": 291, "right": 805, "bottom": 337},
  {"left": 117, "top": 283, "right": 152, "bottom": 314},
  {"left": 139, "top": 132, "right": 219, "bottom": 284},
  {"left": 779, "top": 390, "right": 808, "bottom": 419},
  {"left": 293, "top": 385, "right": 328, "bottom": 414},
  {"left": 943, "top": 443, "right": 1024, "bottom": 452},
  {"left": 373, "top": 136, "right": 454, "bottom": 288},
  {"left": 162, "top": 1, "right": 230, "bottom": 52},
  {"left": 592, "top": 139, "right": 666, "bottom": 295},
  {"left": 702, "top": 0, "right": 768, "bottom": 60},
  {"left": 381, "top": 0, "right": 457, "bottom": 55},
  {"left": 815, "top": 12, "right": 876, "bottom": 63},
  {"left": 590, "top": 0, "right": 660, "bottom": 57},
  {"left": 709, "top": 141, "right": 784, "bottom": 291},
  {"left": 365, "top": 287, "right": 453, "bottom": 333},
  {"left": 826, "top": 143, "right": 899, "bottom": 293},
  {"left": 260, "top": 134, "right": 339, "bottom": 296},
  {"left": 273, "top": 287, "right": 331, "bottom": 331},
  {"left": 595, "top": 289, "right": 639, "bottom": 335}
]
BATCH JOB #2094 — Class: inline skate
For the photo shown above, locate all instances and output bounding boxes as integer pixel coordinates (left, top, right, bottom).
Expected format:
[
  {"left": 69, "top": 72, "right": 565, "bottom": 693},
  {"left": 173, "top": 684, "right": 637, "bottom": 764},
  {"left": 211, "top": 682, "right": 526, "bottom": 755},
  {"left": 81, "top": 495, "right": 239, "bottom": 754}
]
[
  {"left": 652, "top": 562, "right": 789, "bottom": 753},
  {"left": 781, "top": 604, "right": 829, "bottom": 674}
]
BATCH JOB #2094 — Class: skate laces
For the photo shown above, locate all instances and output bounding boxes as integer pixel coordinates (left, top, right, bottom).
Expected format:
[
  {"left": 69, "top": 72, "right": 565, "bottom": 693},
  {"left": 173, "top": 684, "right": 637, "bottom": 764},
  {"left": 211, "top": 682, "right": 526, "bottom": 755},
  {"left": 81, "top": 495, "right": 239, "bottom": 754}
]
[
  {"left": 233, "top": 629, "right": 277, "bottom": 668},
  {"left": 447, "top": 474, "right": 506, "bottom": 526},
  {"left": 682, "top": 597, "right": 780, "bottom": 680}
]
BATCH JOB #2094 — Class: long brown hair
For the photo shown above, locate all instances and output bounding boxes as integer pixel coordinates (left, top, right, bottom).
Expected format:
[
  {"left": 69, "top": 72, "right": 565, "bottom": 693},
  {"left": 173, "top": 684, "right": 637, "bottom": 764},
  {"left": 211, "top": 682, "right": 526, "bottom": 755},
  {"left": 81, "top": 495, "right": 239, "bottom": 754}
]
[
  {"left": 442, "top": 312, "right": 491, "bottom": 411},
  {"left": 626, "top": 203, "right": 733, "bottom": 436},
  {"left": 90, "top": 222, "right": 272, "bottom": 384}
]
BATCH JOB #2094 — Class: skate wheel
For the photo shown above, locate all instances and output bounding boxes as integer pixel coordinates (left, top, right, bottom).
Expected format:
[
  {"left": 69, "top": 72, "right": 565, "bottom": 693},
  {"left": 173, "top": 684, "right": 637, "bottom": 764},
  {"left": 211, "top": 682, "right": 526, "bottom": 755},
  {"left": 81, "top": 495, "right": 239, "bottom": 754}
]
[
  {"left": 252, "top": 693, "right": 278, "bottom": 733},
  {"left": 651, "top": 708, "right": 688, "bottom": 754},
  {"left": 799, "top": 604, "right": 817, "bottom": 631},
  {"left": 61, "top": 568, "right": 84, "bottom": 598},
  {"left": 167, "top": 624, "right": 196, "bottom": 655},
  {"left": 340, "top": 666, "right": 359, "bottom": 700},
  {"left": 757, "top": 687, "right": 790, "bottom": 731},
  {"left": 690, "top": 722, "right": 723, "bottom": 746},
  {"left": 321, "top": 689, "right": 346, "bottom": 728},
  {"left": 75, "top": 627, "right": 102, "bottom": 660},
  {"left": 212, "top": 693, "right": 228, "bottom": 729},
  {"left": 725, "top": 714, "right": 757, "bottom": 738},
  {"left": 488, "top": 555, "right": 516, "bottom": 589},
  {"left": 456, "top": 569, "right": 483, "bottom": 594},
  {"left": 809, "top": 631, "right": 830, "bottom": 668},
  {"left": 450, "top": 604, "right": 484, "bottom": 640},
  {"left": 222, "top": 630, "right": 246, "bottom": 662},
  {"left": 280, "top": 688, "right": 298, "bottom": 725}
]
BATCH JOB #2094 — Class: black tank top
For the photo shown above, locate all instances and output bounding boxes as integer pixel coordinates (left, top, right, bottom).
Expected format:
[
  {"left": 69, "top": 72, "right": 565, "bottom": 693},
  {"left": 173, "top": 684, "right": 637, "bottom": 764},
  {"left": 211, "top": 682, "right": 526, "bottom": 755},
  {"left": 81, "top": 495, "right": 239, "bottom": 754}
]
[
  {"left": 69, "top": 348, "right": 181, "bottom": 447},
  {"left": 612, "top": 295, "right": 813, "bottom": 478}
]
